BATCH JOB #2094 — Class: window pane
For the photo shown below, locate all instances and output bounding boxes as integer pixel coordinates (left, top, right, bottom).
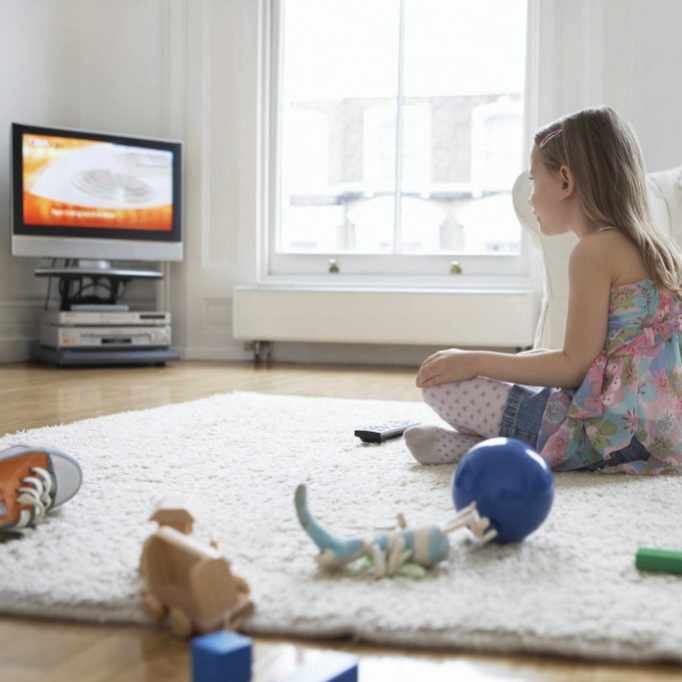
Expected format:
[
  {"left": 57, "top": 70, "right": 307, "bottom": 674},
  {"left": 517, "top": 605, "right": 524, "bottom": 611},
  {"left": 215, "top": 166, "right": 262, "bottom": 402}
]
[
  {"left": 277, "top": 0, "right": 527, "bottom": 257},
  {"left": 279, "top": 0, "right": 399, "bottom": 254},
  {"left": 399, "top": 0, "right": 527, "bottom": 254}
]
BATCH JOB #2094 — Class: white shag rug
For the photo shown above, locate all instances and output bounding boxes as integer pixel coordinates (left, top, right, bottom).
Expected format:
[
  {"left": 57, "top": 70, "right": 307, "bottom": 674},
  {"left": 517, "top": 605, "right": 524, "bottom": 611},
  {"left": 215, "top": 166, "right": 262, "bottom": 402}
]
[{"left": 1, "top": 391, "right": 682, "bottom": 664}]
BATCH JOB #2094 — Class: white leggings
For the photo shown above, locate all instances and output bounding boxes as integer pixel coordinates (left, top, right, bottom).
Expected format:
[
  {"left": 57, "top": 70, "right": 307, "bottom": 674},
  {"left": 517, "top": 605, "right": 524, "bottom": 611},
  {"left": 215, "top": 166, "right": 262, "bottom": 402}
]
[{"left": 419, "top": 377, "right": 514, "bottom": 461}]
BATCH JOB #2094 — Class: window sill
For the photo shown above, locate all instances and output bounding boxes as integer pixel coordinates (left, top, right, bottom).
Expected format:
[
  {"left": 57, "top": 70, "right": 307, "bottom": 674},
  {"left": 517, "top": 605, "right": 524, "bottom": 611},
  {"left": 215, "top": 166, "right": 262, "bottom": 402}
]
[{"left": 255, "top": 273, "right": 538, "bottom": 294}]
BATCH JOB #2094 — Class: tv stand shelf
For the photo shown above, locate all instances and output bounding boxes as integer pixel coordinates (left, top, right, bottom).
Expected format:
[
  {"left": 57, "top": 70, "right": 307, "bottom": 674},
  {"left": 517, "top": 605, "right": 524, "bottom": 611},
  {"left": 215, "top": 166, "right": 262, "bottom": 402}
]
[
  {"left": 32, "top": 343, "right": 179, "bottom": 367},
  {"left": 34, "top": 267, "right": 162, "bottom": 278},
  {"left": 34, "top": 266, "right": 162, "bottom": 311}
]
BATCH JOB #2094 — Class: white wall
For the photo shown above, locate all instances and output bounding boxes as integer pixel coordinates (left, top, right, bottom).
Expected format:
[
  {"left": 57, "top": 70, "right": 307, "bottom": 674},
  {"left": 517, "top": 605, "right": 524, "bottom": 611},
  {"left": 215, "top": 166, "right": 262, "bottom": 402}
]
[
  {"left": 0, "top": 1, "right": 75, "bottom": 360},
  {"left": 2, "top": 0, "right": 682, "bottom": 365},
  {"left": 602, "top": 0, "right": 682, "bottom": 171},
  {"left": 538, "top": 0, "right": 682, "bottom": 172}
]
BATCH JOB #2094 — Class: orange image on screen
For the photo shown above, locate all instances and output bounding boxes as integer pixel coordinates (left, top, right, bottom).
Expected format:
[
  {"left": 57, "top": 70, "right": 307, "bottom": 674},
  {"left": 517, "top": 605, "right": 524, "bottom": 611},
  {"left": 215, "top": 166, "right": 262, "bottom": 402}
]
[{"left": 22, "top": 134, "right": 173, "bottom": 231}]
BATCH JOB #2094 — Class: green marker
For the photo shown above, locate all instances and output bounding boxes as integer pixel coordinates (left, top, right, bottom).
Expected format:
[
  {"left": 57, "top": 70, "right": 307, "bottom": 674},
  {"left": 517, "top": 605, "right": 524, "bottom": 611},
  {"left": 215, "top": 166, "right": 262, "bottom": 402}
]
[{"left": 636, "top": 547, "right": 682, "bottom": 574}]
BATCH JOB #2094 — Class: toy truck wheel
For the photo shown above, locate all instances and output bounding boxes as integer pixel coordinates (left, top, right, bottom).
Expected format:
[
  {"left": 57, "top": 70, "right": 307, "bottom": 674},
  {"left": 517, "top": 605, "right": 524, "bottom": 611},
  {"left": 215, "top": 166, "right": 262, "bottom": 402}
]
[
  {"left": 168, "top": 608, "right": 193, "bottom": 637},
  {"left": 141, "top": 592, "right": 168, "bottom": 623}
]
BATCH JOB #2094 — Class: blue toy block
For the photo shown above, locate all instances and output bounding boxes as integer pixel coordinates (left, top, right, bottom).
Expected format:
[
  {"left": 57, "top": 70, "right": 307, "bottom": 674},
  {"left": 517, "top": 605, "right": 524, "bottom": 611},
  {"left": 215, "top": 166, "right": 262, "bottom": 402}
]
[
  {"left": 191, "top": 630, "right": 252, "bottom": 682},
  {"left": 277, "top": 652, "right": 358, "bottom": 682}
]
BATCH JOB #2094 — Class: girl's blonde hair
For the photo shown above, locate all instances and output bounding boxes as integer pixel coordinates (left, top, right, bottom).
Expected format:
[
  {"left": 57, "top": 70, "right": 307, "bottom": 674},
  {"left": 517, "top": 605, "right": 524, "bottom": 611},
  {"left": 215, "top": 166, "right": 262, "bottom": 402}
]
[{"left": 534, "top": 106, "right": 682, "bottom": 298}]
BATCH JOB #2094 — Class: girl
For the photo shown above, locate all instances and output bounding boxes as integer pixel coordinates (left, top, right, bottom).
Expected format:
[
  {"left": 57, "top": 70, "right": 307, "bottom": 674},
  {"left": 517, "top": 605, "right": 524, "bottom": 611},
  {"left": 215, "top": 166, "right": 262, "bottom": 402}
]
[{"left": 405, "top": 106, "right": 682, "bottom": 475}]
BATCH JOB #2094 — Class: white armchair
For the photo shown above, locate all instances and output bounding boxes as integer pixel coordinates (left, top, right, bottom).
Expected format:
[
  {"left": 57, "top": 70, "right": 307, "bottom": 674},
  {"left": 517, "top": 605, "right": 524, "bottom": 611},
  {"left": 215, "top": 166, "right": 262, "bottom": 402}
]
[{"left": 512, "top": 166, "right": 682, "bottom": 349}]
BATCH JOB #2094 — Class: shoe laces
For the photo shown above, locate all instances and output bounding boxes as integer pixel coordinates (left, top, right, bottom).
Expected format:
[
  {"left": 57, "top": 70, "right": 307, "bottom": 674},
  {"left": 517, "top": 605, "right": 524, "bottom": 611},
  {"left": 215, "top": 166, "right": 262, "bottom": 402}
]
[{"left": 15, "top": 467, "right": 53, "bottom": 528}]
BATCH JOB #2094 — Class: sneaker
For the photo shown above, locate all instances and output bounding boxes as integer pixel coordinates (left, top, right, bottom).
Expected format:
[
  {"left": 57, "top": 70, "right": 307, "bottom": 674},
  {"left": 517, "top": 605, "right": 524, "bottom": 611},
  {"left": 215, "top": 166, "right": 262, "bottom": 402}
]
[{"left": 0, "top": 445, "right": 82, "bottom": 531}]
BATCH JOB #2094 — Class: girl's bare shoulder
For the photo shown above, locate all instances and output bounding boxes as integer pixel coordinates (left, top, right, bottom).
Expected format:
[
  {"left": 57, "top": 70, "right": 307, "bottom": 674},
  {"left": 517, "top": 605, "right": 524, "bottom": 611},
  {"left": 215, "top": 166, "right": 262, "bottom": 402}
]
[{"left": 585, "top": 227, "right": 649, "bottom": 286}]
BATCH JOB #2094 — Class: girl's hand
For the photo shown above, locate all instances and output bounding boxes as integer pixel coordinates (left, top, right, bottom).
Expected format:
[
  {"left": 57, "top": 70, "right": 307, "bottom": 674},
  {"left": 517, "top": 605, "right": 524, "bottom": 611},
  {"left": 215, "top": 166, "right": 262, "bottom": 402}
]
[{"left": 415, "top": 349, "right": 480, "bottom": 388}]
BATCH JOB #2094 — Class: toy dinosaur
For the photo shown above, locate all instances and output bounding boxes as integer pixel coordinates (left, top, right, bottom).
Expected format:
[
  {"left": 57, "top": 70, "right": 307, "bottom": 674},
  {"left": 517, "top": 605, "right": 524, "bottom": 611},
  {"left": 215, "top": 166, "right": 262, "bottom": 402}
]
[{"left": 294, "top": 483, "right": 496, "bottom": 579}]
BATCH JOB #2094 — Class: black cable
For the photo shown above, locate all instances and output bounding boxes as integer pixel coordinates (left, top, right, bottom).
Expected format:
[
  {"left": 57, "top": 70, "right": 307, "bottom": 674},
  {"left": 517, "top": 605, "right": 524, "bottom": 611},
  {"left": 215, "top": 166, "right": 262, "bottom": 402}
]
[
  {"left": 44, "top": 258, "right": 57, "bottom": 310},
  {"left": 51, "top": 264, "right": 130, "bottom": 307},
  {"left": 58, "top": 275, "right": 68, "bottom": 308},
  {"left": 74, "top": 280, "right": 113, "bottom": 297}
]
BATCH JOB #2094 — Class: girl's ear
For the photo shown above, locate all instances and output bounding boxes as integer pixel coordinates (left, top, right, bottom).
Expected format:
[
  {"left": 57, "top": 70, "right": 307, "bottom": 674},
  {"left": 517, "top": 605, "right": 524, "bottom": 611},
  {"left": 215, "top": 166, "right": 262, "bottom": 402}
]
[{"left": 559, "top": 165, "right": 574, "bottom": 194}]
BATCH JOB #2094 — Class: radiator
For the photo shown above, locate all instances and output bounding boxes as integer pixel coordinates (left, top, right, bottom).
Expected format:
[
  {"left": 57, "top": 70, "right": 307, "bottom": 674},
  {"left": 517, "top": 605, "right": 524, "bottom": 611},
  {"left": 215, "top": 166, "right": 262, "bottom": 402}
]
[{"left": 233, "top": 286, "right": 539, "bottom": 348}]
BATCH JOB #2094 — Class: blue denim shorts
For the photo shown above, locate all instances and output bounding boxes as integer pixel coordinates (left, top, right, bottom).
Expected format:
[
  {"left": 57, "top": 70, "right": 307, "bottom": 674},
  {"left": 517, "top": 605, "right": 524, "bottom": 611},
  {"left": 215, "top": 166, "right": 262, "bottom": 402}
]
[
  {"left": 499, "top": 384, "right": 552, "bottom": 449},
  {"left": 499, "top": 383, "right": 651, "bottom": 471}
]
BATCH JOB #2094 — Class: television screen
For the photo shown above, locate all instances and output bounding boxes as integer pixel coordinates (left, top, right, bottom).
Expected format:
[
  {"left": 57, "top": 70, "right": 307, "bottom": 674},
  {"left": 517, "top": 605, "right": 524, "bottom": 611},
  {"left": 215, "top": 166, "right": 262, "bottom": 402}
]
[{"left": 12, "top": 123, "right": 181, "bottom": 245}]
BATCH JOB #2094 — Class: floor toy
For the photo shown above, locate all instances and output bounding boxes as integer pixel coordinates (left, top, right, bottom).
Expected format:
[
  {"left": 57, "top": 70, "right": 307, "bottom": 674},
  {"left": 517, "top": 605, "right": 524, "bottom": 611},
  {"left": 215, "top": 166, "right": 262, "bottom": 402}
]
[
  {"left": 140, "top": 501, "right": 254, "bottom": 637},
  {"left": 191, "top": 630, "right": 252, "bottom": 682},
  {"left": 294, "top": 483, "right": 495, "bottom": 578},
  {"left": 636, "top": 547, "right": 682, "bottom": 574},
  {"left": 453, "top": 437, "right": 554, "bottom": 543}
]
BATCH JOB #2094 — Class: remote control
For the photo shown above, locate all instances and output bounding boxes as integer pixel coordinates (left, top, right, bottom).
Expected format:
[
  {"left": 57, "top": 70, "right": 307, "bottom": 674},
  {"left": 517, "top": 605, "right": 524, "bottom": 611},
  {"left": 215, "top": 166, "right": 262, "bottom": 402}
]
[{"left": 354, "top": 420, "right": 420, "bottom": 444}]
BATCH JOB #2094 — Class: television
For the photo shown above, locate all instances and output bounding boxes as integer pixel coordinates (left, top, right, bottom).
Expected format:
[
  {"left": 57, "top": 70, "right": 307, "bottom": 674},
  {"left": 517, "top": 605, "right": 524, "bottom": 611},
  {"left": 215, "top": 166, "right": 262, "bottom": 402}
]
[{"left": 11, "top": 123, "right": 182, "bottom": 265}]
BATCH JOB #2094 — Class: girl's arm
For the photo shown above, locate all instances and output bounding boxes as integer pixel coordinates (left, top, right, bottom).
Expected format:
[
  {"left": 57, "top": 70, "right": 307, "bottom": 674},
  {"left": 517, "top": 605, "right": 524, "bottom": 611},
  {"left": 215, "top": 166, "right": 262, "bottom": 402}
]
[
  {"left": 471, "top": 237, "right": 612, "bottom": 389},
  {"left": 471, "top": 349, "right": 584, "bottom": 388}
]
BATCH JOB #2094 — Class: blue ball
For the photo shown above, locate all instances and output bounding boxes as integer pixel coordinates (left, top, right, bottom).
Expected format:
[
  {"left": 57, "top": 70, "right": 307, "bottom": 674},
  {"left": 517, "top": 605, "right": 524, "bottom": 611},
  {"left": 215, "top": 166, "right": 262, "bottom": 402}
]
[{"left": 452, "top": 437, "right": 554, "bottom": 543}]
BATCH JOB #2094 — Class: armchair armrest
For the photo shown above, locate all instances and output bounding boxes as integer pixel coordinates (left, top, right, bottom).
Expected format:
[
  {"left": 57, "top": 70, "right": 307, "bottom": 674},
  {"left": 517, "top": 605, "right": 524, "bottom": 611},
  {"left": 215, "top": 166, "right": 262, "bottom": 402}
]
[{"left": 517, "top": 347, "right": 552, "bottom": 355}]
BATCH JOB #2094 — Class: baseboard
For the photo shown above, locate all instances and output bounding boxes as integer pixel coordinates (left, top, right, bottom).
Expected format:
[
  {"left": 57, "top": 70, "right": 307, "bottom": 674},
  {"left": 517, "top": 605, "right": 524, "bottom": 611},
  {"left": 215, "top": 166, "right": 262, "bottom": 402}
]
[
  {"left": 2, "top": 339, "right": 521, "bottom": 369},
  {"left": 183, "top": 340, "right": 518, "bottom": 367},
  {"left": 0, "top": 338, "right": 32, "bottom": 363}
]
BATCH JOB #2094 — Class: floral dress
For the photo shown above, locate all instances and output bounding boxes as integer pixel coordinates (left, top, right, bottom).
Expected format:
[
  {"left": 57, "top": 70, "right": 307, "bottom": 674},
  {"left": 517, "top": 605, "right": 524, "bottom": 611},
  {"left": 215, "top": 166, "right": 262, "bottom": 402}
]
[{"left": 537, "top": 278, "right": 682, "bottom": 474}]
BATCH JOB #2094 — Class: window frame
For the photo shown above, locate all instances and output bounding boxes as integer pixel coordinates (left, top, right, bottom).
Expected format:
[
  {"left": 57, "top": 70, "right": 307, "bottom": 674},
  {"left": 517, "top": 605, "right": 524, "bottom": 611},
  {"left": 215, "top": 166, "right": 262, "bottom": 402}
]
[{"left": 262, "top": 0, "right": 535, "bottom": 287}]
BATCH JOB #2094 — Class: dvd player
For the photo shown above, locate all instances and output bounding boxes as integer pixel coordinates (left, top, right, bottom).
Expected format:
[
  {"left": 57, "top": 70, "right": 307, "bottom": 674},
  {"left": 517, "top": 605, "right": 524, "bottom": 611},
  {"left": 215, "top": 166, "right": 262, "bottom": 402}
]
[
  {"left": 40, "top": 324, "right": 171, "bottom": 348},
  {"left": 43, "top": 310, "right": 171, "bottom": 326},
  {"left": 40, "top": 324, "right": 171, "bottom": 349}
]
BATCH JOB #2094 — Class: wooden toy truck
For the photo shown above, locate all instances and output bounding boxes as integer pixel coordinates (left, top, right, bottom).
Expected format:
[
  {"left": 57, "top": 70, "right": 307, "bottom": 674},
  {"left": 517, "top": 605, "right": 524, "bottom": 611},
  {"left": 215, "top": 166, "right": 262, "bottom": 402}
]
[{"left": 140, "top": 505, "right": 253, "bottom": 637}]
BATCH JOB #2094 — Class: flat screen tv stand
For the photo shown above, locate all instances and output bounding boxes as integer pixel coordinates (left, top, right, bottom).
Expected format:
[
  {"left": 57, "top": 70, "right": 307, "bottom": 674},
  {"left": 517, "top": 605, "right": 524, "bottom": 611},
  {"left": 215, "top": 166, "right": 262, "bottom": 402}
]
[{"left": 33, "top": 259, "right": 178, "bottom": 367}]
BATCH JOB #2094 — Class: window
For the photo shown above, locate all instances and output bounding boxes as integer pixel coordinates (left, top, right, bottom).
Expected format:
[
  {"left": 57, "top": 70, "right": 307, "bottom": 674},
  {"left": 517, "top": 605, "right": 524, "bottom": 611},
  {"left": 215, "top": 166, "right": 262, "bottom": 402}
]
[{"left": 270, "top": 0, "right": 529, "bottom": 279}]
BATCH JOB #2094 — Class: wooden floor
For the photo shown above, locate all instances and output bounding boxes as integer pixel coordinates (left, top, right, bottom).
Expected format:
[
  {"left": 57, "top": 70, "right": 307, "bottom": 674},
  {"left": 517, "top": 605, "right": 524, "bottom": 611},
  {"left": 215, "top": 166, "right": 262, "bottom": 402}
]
[{"left": 0, "top": 360, "right": 680, "bottom": 682}]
